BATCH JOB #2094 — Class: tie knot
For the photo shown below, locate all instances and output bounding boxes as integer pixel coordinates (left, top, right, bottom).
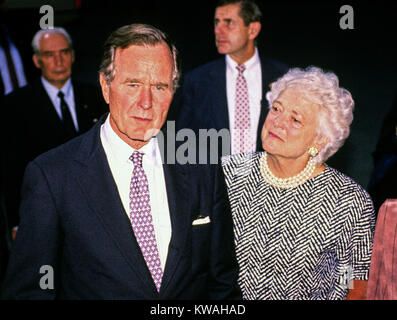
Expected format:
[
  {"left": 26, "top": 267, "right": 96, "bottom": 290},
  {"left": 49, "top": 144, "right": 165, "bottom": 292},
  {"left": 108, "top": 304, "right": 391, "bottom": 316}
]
[
  {"left": 130, "top": 151, "right": 144, "bottom": 167},
  {"left": 57, "top": 91, "right": 65, "bottom": 99},
  {"left": 236, "top": 64, "right": 246, "bottom": 74}
]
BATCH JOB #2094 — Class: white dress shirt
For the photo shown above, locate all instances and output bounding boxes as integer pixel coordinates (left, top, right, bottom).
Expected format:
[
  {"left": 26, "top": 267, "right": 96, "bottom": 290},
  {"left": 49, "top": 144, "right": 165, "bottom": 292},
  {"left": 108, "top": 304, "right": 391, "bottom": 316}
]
[
  {"left": 226, "top": 47, "right": 262, "bottom": 154},
  {"left": 100, "top": 115, "right": 172, "bottom": 270},
  {"left": 41, "top": 77, "right": 79, "bottom": 131}
]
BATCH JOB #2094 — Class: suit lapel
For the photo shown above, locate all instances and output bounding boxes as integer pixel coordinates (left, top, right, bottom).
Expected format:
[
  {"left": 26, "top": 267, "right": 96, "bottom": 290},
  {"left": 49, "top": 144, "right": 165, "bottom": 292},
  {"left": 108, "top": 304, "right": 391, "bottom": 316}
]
[
  {"left": 256, "top": 57, "right": 281, "bottom": 151},
  {"left": 158, "top": 141, "right": 191, "bottom": 295},
  {"left": 72, "top": 81, "right": 91, "bottom": 133},
  {"left": 209, "top": 58, "right": 230, "bottom": 131},
  {"left": 257, "top": 75, "right": 268, "bottom": 151},
  {"left": 35, "top": 79, "right": 65, "bottom": 131},
  {"left": 74, "top": 118, "right": 158, "bottom": 295},
  {"left": 35, "top": 79, "right": 79, "bottom": 141},
  {"left": 75, "top": 120, "right": 193, "bottom": 296}
]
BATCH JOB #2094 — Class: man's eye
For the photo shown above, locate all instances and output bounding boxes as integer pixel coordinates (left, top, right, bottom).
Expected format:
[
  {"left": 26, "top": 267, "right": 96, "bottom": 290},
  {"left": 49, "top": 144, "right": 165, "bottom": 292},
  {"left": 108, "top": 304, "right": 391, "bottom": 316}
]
[{"left": 272, "top": 106, "right": 279, "bottom": 112}]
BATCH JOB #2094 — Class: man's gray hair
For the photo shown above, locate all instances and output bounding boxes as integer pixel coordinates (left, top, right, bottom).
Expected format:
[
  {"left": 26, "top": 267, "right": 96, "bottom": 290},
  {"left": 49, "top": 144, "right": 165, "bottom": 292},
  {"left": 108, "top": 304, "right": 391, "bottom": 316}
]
[
  {"left": 31, "top": 27, "right": 73, "bottom": 54},
  {"left": 99, "top": 23, "right": 180, "bottom": 91}
]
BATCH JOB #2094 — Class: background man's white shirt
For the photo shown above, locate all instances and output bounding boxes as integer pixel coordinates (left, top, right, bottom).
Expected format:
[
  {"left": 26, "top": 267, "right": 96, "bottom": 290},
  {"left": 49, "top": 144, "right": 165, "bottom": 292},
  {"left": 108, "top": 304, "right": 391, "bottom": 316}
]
[
  {"left": 226, "top": 47, "right": 262, "bottom": 154},
  {"left": 41, "top": 76, "right": 79, "bottom": 131}
]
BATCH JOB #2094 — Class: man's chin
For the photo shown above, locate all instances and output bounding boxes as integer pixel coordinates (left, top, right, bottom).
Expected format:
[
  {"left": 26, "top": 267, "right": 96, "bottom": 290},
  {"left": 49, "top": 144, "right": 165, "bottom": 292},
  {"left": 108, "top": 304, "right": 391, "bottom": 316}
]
[
  {"left": 129, "top": 128, "right": 161, "bottom": 142},
  {"left": 46, "top": 76, "right": 70, "bottom": 88},
  {"left": 216, "top": 45, "right": 229, "bottom": 55}
]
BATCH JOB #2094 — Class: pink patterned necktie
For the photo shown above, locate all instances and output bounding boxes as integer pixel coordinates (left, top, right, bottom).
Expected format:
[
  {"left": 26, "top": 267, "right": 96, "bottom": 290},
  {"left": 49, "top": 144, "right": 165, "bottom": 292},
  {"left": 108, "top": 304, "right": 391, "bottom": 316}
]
[
  {"left": 233, "top": 64, "right": 253, "bottom": 154},
  {"left": 129, "top": 151, "right": 163, "bottom": 292}
]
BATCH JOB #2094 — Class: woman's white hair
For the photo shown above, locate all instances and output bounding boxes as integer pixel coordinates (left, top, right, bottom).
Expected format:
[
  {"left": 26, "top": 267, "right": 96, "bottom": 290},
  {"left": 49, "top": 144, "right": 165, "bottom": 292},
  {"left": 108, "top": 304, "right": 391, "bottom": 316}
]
[
  {"left": 266, "top": 66, "right": 354, "bottom": 165},
  {"left": 31, "top": 27, "right": 73, "bottom": 54}
]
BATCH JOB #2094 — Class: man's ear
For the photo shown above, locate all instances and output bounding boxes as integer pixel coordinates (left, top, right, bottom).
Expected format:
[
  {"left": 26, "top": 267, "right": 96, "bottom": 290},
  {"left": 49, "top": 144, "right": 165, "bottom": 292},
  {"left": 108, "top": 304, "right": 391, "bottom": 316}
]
[
  {"left": 32, "top": 54, "right": 41, "bottom": 69},
  {"left": 99, "top": 73, "right": 110, "bottom": 105},
  {"left": 248, "top": 21, "right": 261, "bottom": 40},
  {"left": 71, "top": 49, "right": 75, "bottom": 64}
]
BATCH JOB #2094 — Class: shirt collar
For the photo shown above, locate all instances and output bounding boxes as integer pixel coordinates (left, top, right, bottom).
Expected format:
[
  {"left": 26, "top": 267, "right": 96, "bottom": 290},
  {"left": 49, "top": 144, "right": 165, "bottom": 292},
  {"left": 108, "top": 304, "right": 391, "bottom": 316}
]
[
  {"left": 101, "top": 114, "right": 160, "bottom": 166},
  {"left": 41, "top": 76, "right": 72, "bottom": 101},
  {"left": 226, "top": 47, "right": 260, "bottom": 74}
]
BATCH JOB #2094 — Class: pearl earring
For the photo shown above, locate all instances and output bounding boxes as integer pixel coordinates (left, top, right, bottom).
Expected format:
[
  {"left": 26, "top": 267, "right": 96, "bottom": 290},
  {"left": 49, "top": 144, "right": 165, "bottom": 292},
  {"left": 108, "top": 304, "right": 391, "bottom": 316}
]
[{"left": 308, "top": 146, "right": 319, "bottom": 157}]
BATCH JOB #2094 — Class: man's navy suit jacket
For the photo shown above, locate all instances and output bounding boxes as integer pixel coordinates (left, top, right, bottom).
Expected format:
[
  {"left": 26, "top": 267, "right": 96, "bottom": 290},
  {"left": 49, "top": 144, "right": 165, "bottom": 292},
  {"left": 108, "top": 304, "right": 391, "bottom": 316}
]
[
  {"left": 1, "top": 78, "right": 107, "bottom": 229},
  {"left": 171, "top": 55, "right": 288, "bottom": 153},
  {"left": 2, "top": 116, "right": 241, "bottom": 299},
  {"left": 169, "top": 57, "right": 288, "bottom": 151}
]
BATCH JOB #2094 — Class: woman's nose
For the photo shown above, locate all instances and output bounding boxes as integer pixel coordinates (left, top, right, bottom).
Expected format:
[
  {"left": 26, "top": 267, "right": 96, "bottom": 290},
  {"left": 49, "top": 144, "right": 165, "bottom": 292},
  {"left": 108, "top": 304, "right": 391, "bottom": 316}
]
[{"left": 273, "top": 113, "right": 287, "bottom": 129}]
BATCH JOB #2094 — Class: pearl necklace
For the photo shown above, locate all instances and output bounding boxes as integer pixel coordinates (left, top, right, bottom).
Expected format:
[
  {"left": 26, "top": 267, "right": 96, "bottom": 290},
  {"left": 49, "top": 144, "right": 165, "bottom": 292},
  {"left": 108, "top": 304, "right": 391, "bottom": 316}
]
[{"left": 259, "top": 152, "right": 316, "bottom": 189}]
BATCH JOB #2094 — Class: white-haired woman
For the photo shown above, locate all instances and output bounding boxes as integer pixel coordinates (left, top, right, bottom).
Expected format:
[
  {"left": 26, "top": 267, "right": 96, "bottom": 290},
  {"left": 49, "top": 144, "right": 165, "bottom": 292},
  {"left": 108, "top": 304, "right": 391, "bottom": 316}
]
[{"left": 222, "top": 66, "right": 375, "bottom": 300}]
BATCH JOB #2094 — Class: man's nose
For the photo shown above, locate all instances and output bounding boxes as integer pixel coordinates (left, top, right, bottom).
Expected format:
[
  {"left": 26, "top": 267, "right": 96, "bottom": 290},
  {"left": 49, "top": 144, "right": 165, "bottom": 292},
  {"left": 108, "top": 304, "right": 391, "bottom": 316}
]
[
  {"left": 138, "top": 86, "right": 152, "bottom": 109},
  {"left": 214, "top": 23, "right": 223, "bottom": 36},
  {"left": 54, "top": 52, "right": 63, "bottom": 66}
]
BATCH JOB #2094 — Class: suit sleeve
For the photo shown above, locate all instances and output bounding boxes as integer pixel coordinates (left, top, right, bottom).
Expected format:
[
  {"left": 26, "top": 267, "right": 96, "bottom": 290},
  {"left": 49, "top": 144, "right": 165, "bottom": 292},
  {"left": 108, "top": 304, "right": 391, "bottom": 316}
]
[
  {"left": 2, "top": 160, "right": 61, "bottom": 299},
  {"left": 207, "top": 163, "right": 242, "bottom": 299}
]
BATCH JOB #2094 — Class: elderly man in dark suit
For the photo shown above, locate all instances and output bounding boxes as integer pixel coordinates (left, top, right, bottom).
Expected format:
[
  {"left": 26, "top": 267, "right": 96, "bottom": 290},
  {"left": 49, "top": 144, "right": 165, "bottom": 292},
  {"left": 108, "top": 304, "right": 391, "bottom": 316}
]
[
  {"left": 172, "top": 0, "right": 287, "bottom": 156},
  {"left": 1, "top": 27, "right": 106, "bottom": 234},
  {"left": 2, "top": 23, "right": 240, "bottom": 300}
]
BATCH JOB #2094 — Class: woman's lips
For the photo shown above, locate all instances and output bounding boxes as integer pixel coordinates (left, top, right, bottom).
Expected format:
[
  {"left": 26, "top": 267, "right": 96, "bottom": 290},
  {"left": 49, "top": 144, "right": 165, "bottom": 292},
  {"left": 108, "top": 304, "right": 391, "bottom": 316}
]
[{"left": 269, "top": 132, "right": 283, "bottom": 141}]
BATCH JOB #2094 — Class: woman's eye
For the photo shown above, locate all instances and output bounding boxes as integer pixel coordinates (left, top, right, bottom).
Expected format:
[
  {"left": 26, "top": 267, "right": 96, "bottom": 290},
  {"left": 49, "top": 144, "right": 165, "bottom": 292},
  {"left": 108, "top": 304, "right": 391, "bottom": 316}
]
[{"left": 292, "top": 117, "right": 303, "bottom": 126}]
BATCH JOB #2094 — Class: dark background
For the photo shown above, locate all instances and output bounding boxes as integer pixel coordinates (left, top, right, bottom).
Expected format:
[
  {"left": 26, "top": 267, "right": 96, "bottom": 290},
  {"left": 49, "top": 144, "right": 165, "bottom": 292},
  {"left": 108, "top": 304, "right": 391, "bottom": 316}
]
[{"left": 4, "top": 0, "right": 397, "bottom": 188}]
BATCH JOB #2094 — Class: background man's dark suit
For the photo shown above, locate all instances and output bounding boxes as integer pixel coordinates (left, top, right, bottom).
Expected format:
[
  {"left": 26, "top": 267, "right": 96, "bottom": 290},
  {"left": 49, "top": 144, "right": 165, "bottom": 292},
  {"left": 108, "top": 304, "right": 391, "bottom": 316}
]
[
  {"left": 0, "top": 24, "right": 35, "bottom": 96},
  {"left": 368, "top": 91, "right": 397, "bottom": 214},
  {"left": 172, "top": 56, "right": 288, "bottom": 153},
  {"left": 1, "top": 78, "right": 106, "bottom": 230},
  {"left": 2, "top": 116, "right": 240, "bottom": 299},
  {"left": 0, "top": 193, "right": 10, "bottom": 287},
  {"left": 0, "top": 4, "right": 37, "bottom": 96}
]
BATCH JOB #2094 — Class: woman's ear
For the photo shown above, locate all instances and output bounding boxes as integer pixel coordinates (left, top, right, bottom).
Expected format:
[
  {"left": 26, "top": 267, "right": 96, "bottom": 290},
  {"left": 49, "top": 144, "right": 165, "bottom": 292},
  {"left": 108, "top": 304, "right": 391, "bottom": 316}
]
[{"left": 314, "top": 135, "right": 330, "bottom": 152}]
